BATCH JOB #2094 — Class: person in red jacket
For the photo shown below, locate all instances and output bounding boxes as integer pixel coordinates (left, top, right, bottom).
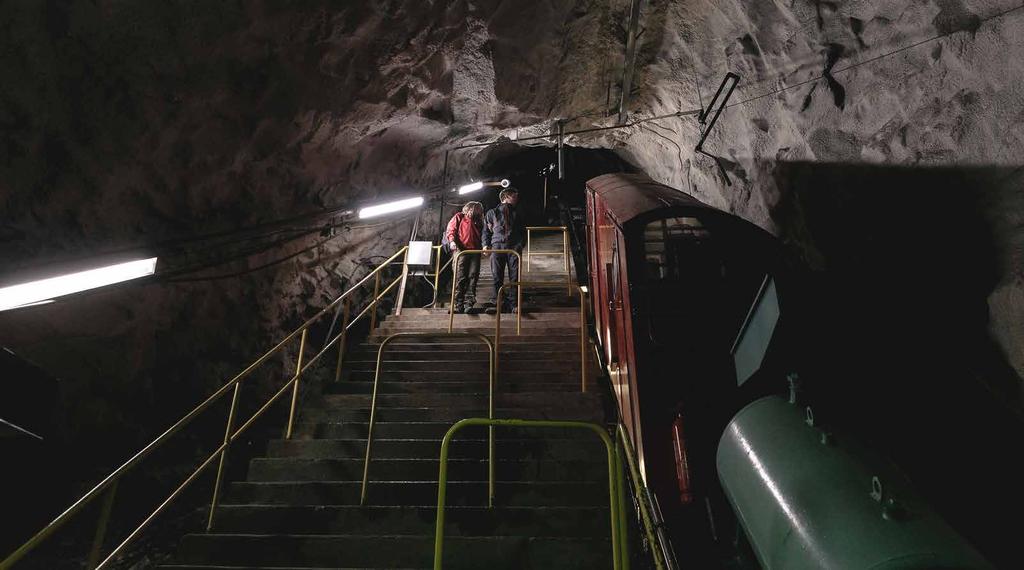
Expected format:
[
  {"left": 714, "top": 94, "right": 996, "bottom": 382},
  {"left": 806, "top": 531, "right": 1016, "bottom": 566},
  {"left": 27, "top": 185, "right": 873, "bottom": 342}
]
[{"left": 444, "top": 201, "right": 484, "bottom": 313}]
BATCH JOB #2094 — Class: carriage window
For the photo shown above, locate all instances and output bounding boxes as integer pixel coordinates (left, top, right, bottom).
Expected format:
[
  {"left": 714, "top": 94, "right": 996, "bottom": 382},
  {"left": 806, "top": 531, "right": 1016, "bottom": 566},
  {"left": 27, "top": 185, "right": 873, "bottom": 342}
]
[{"left": 643, "top": 217, "right": 711, "bottom": 281}]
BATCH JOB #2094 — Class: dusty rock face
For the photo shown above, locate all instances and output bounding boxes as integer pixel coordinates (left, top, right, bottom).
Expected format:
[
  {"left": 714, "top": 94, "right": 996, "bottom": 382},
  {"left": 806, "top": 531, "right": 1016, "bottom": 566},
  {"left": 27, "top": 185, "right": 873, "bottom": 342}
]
[
  {"left": 0, "top": 1, "right": 1022, "bottom": 555},
  {"left": 622, "top": 0, "right": 1023, "bottom": 380}
]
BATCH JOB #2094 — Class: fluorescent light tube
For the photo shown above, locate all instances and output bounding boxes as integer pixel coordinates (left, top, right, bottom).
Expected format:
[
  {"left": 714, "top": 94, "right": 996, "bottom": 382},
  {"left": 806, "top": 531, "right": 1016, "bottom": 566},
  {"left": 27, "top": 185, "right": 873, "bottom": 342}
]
[
  {"left": 0, "top": 257, "right": 158, "bottom": 312},
  {"left": 358, "top": 197, "right": 424, "bottom": 219},
  {"left": 457, "top": 182, "right": 484, "bottom": 194}
]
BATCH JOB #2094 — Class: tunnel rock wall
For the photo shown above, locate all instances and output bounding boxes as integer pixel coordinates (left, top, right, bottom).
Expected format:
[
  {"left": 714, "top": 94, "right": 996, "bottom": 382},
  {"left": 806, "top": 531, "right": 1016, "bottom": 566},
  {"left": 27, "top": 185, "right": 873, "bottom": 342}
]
[{"left": 600, "top": 0, "right": 1024, "bottom": 406}]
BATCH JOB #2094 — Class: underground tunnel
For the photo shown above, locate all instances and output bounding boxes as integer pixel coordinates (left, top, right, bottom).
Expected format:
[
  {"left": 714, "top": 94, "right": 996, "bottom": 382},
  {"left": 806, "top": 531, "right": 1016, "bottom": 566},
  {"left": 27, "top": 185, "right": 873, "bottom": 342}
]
[{"left": 1, "top": 1, "right": 1022, "bottom": 569}]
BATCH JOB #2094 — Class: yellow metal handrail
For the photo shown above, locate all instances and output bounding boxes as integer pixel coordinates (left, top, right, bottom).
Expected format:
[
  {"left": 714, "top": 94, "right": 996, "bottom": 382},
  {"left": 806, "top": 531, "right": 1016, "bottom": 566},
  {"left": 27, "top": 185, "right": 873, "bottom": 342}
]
[
  {"left": 432, "top": 418, "right": 626, "bottom": 570},
  {"left": 360, "top": 332, "right": 496, "bottom": 507},
  {"left": 494, "top": 281, "right": 588, "bottom": 392},
  {"left": 617, "top": 424, "right": 671, "bottom": 570},
  {"left": 1, "top": 245, "right": 411, "bottom": 570},
  {"left": 525, "top": 226, "right": 572, "bottom": 296},
  {"left": 446, "top": 249, "right": 522, "bottom": 333}
]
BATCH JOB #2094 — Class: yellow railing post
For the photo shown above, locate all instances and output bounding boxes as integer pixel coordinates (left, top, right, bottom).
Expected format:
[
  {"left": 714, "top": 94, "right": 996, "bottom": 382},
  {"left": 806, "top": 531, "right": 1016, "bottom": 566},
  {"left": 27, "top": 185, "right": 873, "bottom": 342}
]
[
  {"left": 284, "top": 328, "right": 308, "bottom": 439},
  {"left": 580, "top": 288, "right": 588, "bottom": 392},
  {"left": 85, "top": 478, "right": 119, "bottom": 570},
  {"left": 334, "top": 299, "right": 351, "bottom": 383},
  {"left": 526, "top": 230, "right": 532, "bottom": 272},
  {"left": 206, "top": 381, "right": 241, "bottom": 531},
  {"left": 563, "top": 228, "right": 569, "bottom": 272},
  {"left": 432, "top": 245, "right": 442, "bottom": 296},
  {"left": 370, "top": 272, "right": 382, "bottom": 331},
  {"left": 564, "top": 228, "right": 572, "bottom": 297}
]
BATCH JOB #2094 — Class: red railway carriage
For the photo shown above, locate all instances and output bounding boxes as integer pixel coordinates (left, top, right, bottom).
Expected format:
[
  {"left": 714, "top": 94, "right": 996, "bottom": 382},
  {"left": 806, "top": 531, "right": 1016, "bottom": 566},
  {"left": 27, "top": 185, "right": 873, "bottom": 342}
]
[{"left": 584, "top": 173, "right": 783, "bottom": 554}]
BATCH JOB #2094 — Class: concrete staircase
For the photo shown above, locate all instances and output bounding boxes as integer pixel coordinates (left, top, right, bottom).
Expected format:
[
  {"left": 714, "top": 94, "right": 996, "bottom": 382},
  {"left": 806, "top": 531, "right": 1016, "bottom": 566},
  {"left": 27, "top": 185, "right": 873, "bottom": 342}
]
[{"left": 159, "top": 237, "right": 614, "bottom": 569}]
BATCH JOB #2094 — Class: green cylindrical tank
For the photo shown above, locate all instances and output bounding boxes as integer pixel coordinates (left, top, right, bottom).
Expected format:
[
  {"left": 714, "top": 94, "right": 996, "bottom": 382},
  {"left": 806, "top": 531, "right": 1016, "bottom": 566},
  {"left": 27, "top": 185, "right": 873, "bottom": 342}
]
[{"left": 716, "top": 396, "right": 992, "bottom": 569}]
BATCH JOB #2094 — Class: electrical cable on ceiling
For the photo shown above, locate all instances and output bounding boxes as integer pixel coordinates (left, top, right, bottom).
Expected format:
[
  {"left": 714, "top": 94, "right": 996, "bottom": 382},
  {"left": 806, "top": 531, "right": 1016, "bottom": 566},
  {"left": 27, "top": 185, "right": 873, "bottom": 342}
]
[
  {"left": 156, "top": 227, "right": 327, "bottom": 282},
  {"left": 160, "top": 213, "right": 417, "bottom": 283},
  {"left": 164, "top": 233, "right": 343, "bottom": 283}
]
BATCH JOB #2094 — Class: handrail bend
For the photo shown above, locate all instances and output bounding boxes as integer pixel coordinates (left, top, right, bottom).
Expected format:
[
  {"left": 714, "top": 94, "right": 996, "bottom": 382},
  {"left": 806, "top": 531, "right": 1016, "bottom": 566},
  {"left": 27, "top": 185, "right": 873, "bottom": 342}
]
[
  {"left": 495, "top": 281, "right": 588, "bottom": 392},
  {"left": 1, "top": 245, "right": 410, "bottom": 570},
  {"left": 432, "top": 418, "right": 625, "bottom": 570},
  {"left": 447, "top": 249, "right": 521, "bottom": 332},
  {"left": 360, "top": 333, "right": 496, "bottom": 507}
]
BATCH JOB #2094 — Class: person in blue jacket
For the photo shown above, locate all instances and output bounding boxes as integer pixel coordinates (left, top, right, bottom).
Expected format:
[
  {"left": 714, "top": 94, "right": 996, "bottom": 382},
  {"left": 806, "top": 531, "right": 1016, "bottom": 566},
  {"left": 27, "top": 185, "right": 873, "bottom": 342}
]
[{"left": 482, "top": 188, "right": 525, "bottom": 313}]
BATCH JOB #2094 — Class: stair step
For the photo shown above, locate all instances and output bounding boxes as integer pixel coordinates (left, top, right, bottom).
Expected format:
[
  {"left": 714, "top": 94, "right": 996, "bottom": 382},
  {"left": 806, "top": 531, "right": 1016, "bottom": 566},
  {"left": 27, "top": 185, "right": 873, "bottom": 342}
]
[
  {"left": 339, "top": 369, "right": 578, "bottom": 381},
  {"left": 341, "top": 360, "right": 579, "bottom": 372},
  {"left": 384, "top": 313, "right": 580, "bottom": 323},
  {"left": 174, "top": 534, "right": 612, "bottom": 569},
  {"left": 325, "top": 381, "right": 580, "bottom": 395},
  {"left": 211, "top": 505, "right": 609, "bottom": 537},
  {"left": 225, "top": 481, "right": 608, "bottom": 507},
  {"left": 319, "top": 392, "right": 599, "bottom": 409},
  {"left": 294, "top": 421, "right": 604, "bottom": 440},
  {"left": 362, "top": 338, "right": 582, "bottom": 347},
  {"left": 398, "top": 307, "right": 579, "bottom": 316},
  {"left": 297, "top": 406, "right": 601, "bottom": 423},
  {"left": 160, "top": 566, "right": 422, "bottom": 570},
  {"left": 370, "top": 330, "right": 580, "bottom": 338},
  {"left": 246, "top": 458, "right": 606, "bottom": 482},
  {"left": 267, "top": 438, "right": 605, "bottom": 460},
  {"left": 344, "top": 350, "right": 580, "bottom": 360}
]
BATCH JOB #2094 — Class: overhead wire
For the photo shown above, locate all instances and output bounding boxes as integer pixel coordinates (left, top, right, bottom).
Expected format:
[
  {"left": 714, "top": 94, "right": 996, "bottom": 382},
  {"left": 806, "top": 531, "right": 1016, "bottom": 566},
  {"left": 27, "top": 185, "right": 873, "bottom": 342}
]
[{"left": 160, "top": 213, "right": 417, "bottom": 283}]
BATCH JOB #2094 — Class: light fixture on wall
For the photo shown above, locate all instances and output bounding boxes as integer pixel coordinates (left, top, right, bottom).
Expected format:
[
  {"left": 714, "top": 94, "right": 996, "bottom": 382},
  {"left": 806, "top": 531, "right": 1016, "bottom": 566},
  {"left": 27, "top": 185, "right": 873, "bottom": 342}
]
[
  {"left": 0, "top": 257, "right": 158, "bottom": 312},
  {"left": 358, "top": 196, "right": 425, "bottom": 219},
  {"left": 457, "top": 181, "right": 484, "bottom": 194},
  {"left": 456, "top": 179, "right": 510, "bottom": 194}
]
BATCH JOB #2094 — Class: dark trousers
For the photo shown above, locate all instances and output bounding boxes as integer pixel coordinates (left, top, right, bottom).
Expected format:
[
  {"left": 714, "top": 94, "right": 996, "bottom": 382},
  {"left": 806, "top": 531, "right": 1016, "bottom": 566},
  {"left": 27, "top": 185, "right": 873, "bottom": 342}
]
[
  {"left": 454, "top": 253, "right": 481, "bottom": 308},
  {"left": 489, "top": 249, "right": 520, "bottom": 309}
]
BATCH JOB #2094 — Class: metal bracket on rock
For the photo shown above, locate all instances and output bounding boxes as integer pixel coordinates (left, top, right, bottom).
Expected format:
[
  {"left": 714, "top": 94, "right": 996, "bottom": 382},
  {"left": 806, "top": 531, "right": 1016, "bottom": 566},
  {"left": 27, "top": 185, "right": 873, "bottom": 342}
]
[{"left": 695, "top": 72, "right": 741, "bottom": 186}]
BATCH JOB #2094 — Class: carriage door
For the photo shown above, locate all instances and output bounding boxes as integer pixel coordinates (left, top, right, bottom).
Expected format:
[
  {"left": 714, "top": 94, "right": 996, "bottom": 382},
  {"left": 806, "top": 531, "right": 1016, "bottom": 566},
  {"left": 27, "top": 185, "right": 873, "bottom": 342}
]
[{"left": 610, "top": 229, "right": 643, "bottom": 455}]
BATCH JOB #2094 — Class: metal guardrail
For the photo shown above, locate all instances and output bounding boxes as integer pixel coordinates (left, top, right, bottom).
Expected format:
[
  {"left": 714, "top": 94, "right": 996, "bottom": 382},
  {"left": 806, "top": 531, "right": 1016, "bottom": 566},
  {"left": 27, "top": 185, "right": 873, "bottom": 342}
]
[
  {"left": 525, "top": 226, "right": 572, "bottom": 296},
  {"left": 589, "top": 341, "right": 678, "bottom": 569},
  {"left": 446, "top": 249, "right": 523, "bottom": 333},
  {"left": 360, "top": 332, "right": 496, "bottom": 507},
  {"left": 495, "top": 281, "right": 587, "bottom": 392},
  {"left": 432, "top": 418, "right": 626, "bottom": 570},
  {"left": 430, "top": 245, "right": 454, "bottom": 307},
  {"left": 617, "top": 425, "right": 672, "bottom": 570},
  {"left": 1, "top": 246, "right": 412, "bottom": 570}
]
